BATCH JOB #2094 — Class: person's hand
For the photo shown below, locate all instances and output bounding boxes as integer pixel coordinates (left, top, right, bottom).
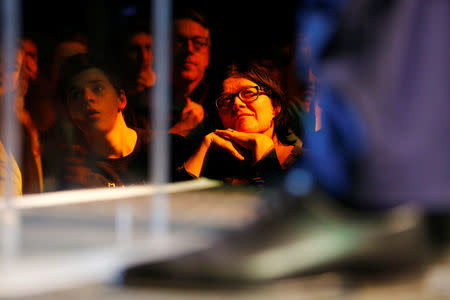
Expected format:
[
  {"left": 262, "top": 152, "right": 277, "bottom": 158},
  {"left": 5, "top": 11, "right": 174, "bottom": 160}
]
[
  {"left": 22, "top": 51, "right": 38, "bottom": 81},
  {"left": 183, "top": 129, "right": 275, "bottom": 178},
  {"left": 214, "top": 129, "right": 275, "bottom": 163},
  {"left": 183, "top": 131, "right": 244, "bottom": 178},
  {"left": 136, "top": 66, "right": 156, "bottom": 90},
  {"left": 203, "top": 132, "right": 245, "bottom": 161},
  {"left": 169, "top": 98, "right": 204, "bottom": 137}
]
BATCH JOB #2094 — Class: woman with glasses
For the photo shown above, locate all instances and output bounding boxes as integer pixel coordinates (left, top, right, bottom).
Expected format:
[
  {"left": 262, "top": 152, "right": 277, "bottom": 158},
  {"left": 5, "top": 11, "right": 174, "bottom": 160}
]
[{"left": 181, "top": 62, "right": 303, "bottom": 185}]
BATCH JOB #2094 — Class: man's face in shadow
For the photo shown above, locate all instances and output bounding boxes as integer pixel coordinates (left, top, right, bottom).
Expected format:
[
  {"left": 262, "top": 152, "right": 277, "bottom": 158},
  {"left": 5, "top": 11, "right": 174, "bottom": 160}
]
[
  {"left": 127, "top": 33, "right": 153, "bottom": 73},
  {"left": 172, "top": 19, "right": 210, "bottom": 89},
  {"left": 126, "top": 32, "right": 155, "bottom": 89}
]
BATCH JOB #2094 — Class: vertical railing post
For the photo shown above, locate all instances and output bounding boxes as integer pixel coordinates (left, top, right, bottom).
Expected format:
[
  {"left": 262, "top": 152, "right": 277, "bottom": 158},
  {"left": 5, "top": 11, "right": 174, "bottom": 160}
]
[
  {"left": 1, "top": 0, "right": 22, "bottom": 262},
  {"left": 150, "top": 0, "right": 172, "bottom": 235}
]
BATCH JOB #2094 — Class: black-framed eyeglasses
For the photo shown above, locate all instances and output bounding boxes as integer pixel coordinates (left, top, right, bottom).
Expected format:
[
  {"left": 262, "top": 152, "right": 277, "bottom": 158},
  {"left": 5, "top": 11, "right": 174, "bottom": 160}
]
[
  {"left": 215, "top": 86, "right": 271, "bottom": 111},
  {"left": 173, "top": 35, "right": 210, "bottom": 52}
]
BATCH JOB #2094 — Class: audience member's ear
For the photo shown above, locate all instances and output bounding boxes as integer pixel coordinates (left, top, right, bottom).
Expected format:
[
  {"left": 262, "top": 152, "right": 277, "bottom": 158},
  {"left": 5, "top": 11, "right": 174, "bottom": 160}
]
[
  {"left": 273, "top": 104, "right": 281, "bottom": 118},
  {"left": 118, "top": 90, "right": 127, "bottom": 110}
]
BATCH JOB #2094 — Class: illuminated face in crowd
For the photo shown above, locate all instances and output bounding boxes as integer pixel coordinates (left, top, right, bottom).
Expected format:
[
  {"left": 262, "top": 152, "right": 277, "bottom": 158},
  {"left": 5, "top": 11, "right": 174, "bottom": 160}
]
[
  {"left": 218, "top": 77, "right": 280, "bottom": 137},
  {"left": 1, "top": 39, "right": 38, "bottom": 96},
  {"left": 127, "top": 32, "right": 153, "bottom": 76},
  {"left": 66, "top": 68, "right": 126, "bottom": 135},
  {"left": 173, "top": 19, "right": 210, "bottom": 88},
  {"left": 21, "top": 39, "right": 38, "bottom": 81}
]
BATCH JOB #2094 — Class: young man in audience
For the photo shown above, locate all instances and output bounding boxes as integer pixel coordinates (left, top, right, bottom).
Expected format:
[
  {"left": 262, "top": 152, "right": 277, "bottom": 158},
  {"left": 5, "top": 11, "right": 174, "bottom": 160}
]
[
  {"left": 57, "top": 53, "right": 190, "bottom": 189},
  {"left": 57, "top": 54, "right": 149, "bottom": 189}
]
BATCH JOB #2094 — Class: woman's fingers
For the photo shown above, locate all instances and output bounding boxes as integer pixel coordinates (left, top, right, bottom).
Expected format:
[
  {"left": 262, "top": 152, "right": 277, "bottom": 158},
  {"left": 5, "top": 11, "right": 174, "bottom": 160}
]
[
  {"left": 214, "top": 129, "right": 275, "bottom": 163},
  {"left": 214, "top": 129, "right": 252, "bottom": 148},
  {"left": 211, "top": 133, "right": 245, "bottom": 160}
]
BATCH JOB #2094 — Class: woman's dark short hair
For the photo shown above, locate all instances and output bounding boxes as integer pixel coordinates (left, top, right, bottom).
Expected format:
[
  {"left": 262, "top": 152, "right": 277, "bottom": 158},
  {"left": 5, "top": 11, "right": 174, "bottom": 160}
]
[{"left": 57, "top": 53, "right": 123, "bottom": 104}]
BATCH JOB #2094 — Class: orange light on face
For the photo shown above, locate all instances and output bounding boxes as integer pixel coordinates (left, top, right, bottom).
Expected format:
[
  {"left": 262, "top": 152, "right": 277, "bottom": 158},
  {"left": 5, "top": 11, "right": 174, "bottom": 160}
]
[{"left": 172, "top": 19, "right": 210, "bottom": 87}]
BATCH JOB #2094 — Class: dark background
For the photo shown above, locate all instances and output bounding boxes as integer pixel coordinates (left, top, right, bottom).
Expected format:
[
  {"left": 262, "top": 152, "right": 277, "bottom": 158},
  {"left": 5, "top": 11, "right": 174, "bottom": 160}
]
[{"left": 22, "top": 0, "right": 299, "bottom": 76}]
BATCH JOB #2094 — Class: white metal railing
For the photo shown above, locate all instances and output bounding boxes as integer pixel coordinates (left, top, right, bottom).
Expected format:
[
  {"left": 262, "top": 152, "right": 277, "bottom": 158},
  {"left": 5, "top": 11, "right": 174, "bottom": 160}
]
[
  {"left": 150, "top": 0, "right": 172, "bottom": 236},
  {"left": 1, "top": 0, "right": 22, "bottom": 263}
]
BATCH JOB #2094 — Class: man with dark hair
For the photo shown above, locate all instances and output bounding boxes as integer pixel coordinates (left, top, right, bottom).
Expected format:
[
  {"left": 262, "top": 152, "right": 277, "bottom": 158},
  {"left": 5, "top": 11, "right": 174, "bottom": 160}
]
[
  {"left": 57, "top": 54, "right": 149, "bottom": 189},
  {"left": 119, "top": 18, "right": 156, "bottom": 132},
  {"left": 57, "top": 53, "right": 195, "bottom": 188},
  {"left": 121, "top": 20, "right": 156, "bottom": 99},
  {"left": 169, "top": 9, "right": 211, "bottom": 137}
]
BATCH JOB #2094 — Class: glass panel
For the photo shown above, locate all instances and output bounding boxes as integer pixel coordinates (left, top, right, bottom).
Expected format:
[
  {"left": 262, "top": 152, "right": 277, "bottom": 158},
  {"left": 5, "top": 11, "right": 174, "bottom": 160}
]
[{"left": 3, "top": 0, "right": 447, "bottom": 298}]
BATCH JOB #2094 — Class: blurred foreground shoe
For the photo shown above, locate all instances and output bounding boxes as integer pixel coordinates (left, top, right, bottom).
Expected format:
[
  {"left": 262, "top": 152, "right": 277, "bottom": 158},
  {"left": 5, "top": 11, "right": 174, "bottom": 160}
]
[{"left": 118, "top": 186, "right": 438, "bottom": 287}]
